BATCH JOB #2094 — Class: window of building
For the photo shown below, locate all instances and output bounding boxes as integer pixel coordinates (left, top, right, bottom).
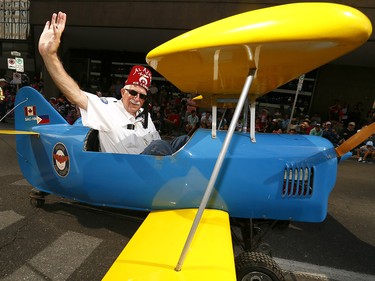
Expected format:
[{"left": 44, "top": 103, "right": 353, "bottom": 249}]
[{"left": 0, "top": 0, "right": 30, "bottom": 40}]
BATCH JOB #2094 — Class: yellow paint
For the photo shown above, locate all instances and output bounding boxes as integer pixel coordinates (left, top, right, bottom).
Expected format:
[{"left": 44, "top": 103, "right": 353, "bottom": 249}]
[
  {"left": 103, "top": 209, "right": 236, "bottom": 280},
  {"left": 0, "top": 130, "right": 39, "bottom": 135},
  {"left": 146, "top": 3, "right": 371, "bottom": 99}
]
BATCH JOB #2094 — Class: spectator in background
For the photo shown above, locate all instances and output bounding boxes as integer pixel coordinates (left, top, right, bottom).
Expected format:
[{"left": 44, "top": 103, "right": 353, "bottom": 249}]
[
  {"left": 259, "top": 109, "right": 269, "bottom": 129},
  {"left": 309, "top": 123, "right": 323, "bottom": 137},
  {"left": 200, "top": 112, "right": 212, "bottom": 129},
  {"left": 217, "top": 111, "right": 228, "bottom": 130},
  {"left": 328, "top": 99, "right": 342, "bottom": 122},
  {"left": 265, "top": 118, "right": 280, "bottom": 133},
  {"left": 255, "top": 117, "right": 263, "bottom": 132},
  {"left": 357, "top": 141, "right": 375, "bottom": 163},
  {"left": 164, "top": 108, "right": 180, "bottom": 134},
  {"left": 288, "top": 118, "right": 298, "bottom": 132},
  {"left": 185, "top": 110, "right": 199, "bottom": 135},
  {"left": 280, "top": 114, "right": 290, "bottom": 131},
  {"left": 236, "top": 117, "right": 244, "bottom": 131},
  {"left": 340, "top": 121, "right": 356, "bottom": 141},
  {"left": 49, "top": 97, "right": 58, "bottom": 110},
  {"left": 367, "top": 133, "right": 375, "bottom": 155},
  {"left": 298, "top": 119, "right": 311, "bottom": 134},
  {"left": 184, "top": 93, "right": 197, "bottom": 121},
  {"left": 322, "top": 121, "right": 340, "bottom": 145}
]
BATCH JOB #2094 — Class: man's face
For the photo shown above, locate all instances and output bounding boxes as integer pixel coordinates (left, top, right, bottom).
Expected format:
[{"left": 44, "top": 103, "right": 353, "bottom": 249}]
[{"left": 121, "top": 85, "right": 147, "bottom": 116}]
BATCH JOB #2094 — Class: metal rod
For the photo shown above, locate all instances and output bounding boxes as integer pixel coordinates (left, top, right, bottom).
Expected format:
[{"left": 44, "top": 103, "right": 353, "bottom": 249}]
[
  {"left": 249, "top": 95, "right": 256, "bottom": 142},
  {"left": 287, "top": 74, "right": 305, "bottom": 133},
  {"left": 212, "top": 104, "right": 217, "bottom": 138},
  {"left": 242, "top": 97, "right": 249, "bottom": 133},
  {"left": 175, "top": 69, "right": 256, "bottom": 271},
  {"left": 218, "top": 108, "right": 228, "bottom": 131}
]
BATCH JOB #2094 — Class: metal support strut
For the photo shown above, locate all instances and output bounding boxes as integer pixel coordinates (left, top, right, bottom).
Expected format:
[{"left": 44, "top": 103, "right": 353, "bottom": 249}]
[{"left": 175, "top": 68, "right": 256, "bottom": 271}]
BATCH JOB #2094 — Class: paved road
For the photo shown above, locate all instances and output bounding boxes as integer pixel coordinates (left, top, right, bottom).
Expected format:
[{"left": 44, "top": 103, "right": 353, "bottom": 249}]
[
  {"left": 0, "top": 122, "right": 374, "bottom": 280},
  {"left": 265, "top": 157, "right": 375, "bottom": 280}
]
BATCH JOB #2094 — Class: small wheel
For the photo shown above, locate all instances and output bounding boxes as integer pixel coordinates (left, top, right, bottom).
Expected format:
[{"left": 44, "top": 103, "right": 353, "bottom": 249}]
[
  {"left": 29, "top": 189, "right": 49, "bottom": 208},
  {"left": 30, "top": 198, "right": 45, "bottom": 207},
  {"left": 236, "top": 251, "right": 285, "bottom": 281}
]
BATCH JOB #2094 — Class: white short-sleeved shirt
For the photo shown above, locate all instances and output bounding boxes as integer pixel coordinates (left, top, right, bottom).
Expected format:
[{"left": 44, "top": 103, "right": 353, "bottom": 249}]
[{"left": 80, "top": 92, "right": 161, "bottom": 154}]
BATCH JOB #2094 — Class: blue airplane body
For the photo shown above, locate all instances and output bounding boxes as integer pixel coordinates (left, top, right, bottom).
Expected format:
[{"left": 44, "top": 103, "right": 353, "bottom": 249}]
[{"left": 13, "top": 86, "right": 339, "bottom": 223}]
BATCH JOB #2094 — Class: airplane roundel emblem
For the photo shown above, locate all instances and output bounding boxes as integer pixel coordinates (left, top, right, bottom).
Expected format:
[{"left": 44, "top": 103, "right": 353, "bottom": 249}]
[{"left": 52, "top": 143, "right": 70, "bottom": 177}]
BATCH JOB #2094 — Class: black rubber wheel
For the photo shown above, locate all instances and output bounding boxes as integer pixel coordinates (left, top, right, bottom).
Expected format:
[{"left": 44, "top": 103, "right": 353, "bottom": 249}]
[
  {"left": 29, "top": 189, "right": 49, "bottom": 208},
  {"left": 236, "top": 251, "right": 285, "bottom": 281}
]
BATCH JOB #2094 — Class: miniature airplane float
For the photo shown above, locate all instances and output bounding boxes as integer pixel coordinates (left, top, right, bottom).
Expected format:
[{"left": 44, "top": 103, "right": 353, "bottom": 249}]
[{"left": 0, "top": 3, "right": 373, "bottom": 281}]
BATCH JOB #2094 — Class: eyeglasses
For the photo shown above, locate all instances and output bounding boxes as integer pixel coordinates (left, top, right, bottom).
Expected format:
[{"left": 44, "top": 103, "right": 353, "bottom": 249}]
[{"left": 126, "top": 89, "right": 147, "bottom": 100}]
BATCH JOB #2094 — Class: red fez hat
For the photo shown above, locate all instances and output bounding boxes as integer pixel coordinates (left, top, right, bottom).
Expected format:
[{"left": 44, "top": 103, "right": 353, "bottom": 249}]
[{"left": 125, "top": 65, "right": 152, "bottom": 91}]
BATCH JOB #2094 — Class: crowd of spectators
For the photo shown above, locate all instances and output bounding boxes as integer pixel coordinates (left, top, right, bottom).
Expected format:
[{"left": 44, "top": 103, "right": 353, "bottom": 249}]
[
  {"left": 143, "top": 82, "right": 375, "bottom": 162},
  {"left": 1, "top": 74, "right": 374, "bottom": 162}
]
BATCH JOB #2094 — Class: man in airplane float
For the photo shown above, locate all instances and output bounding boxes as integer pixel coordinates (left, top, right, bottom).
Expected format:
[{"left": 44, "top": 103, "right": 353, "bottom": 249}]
[{"left": 38, "top": 11, "right": 187, "bottom": 156}]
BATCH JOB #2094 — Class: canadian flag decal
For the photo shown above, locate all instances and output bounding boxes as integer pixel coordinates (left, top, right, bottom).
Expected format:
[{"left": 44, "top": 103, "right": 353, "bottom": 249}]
[{"left": 24, "top": 106, "right": 36, "bottom": 116}]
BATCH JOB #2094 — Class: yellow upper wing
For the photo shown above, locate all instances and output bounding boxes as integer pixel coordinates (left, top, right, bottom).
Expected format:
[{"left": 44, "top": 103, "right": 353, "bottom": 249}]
[
  {"left": 146, "top": 3, "right": 371, "bottom": 98},
  {"left": 103, "top": 209, "right": 236, "bottom": 280}
]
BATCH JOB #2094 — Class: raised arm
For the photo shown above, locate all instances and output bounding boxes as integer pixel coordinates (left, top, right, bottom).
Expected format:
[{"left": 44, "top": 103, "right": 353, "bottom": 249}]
[{"left": 38, "top": 12, "right": 88, "bottom": 110}]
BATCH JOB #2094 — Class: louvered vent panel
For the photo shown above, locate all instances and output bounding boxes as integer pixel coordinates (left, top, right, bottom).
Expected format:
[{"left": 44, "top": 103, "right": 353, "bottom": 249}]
[{"left": 282, "top": 165, "right": 314, "bottom": 198}]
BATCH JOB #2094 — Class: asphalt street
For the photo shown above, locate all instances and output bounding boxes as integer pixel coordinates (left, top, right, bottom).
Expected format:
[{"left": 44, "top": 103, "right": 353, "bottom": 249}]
[{"left": 0, "top": 121, "right": 374, "bottom": 281}]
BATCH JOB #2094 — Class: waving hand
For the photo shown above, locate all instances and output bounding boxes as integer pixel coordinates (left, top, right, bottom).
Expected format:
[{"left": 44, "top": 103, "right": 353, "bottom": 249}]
[
  {"left": 38, "top": 12, "right": 88, "bottom": 110},
  {"left": 38, "top": 12, "right": 66, "bottom": 57}
]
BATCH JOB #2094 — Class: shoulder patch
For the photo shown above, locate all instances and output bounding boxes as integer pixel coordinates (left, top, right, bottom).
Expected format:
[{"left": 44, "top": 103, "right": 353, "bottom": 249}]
[{"left": 100, "top": 97, "right": 108, "bottom": 104}]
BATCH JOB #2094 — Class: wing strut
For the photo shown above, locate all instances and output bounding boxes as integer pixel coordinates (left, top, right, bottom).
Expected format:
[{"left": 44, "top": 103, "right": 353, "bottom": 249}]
[
  {"left": 175, "top": 68, "right": 256, "bottom": 272},
  {"left": 287, "top": 74, "right": 305, "bottom": 133},
  {"left": 242, "top": 97, "right": 249, "bottom": 134},
  {"left": 212, "top": 104, "right": 217, "bottom": 138},
  {"left": 249, "top": 95, "right": 256, "bottom": 142}
]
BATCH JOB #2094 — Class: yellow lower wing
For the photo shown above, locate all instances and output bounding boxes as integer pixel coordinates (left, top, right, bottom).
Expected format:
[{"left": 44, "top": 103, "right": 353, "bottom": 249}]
[{"left": 103, "top": 209, "right": 236, "bottom": 281}]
